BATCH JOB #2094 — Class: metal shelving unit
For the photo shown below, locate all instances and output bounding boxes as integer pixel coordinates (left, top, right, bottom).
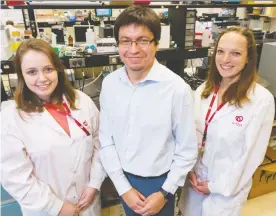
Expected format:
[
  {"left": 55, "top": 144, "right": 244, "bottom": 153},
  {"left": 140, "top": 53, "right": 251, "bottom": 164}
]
[
  {"left": 1, "top": 1, "right": 276, "bottom": 78},
  {"left": 1, "top": 2, "right": 276, "bottom": 9}
]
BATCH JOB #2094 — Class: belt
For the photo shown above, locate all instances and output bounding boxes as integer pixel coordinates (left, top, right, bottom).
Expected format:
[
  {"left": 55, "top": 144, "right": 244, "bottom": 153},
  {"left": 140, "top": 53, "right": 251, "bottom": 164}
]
[{"left": 124, "top": 171, "right": 169, "bottom": 179}]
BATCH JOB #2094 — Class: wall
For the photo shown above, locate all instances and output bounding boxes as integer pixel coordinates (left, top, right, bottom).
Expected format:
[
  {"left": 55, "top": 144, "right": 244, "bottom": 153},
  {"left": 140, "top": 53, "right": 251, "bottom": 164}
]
[
  {"left": 270, "top": 18, "right": 276, "bottom": 32},
  {"left": 0, "top": 9, "right": 24, "bottom": 25}
]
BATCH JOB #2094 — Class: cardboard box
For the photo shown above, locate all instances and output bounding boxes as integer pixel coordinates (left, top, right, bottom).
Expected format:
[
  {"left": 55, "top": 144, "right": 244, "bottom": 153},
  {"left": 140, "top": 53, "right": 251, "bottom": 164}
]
[
  {"left": 242, "top": 191, "right": 276, "bottom": 216},
  {"left": 248, "top": 147, "right": 276, "bottom": 199}
]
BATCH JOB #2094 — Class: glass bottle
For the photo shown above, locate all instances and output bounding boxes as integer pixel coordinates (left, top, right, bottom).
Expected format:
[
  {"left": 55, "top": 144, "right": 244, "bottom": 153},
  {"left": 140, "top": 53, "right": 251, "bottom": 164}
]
[{"left": 68, "top": 35, "right": 73, "bottom": 47}]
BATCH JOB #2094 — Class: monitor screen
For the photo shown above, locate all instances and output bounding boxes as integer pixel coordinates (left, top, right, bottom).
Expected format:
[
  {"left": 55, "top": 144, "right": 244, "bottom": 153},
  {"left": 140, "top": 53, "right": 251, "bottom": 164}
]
[
  {"left": 51, "top": 28, "right": 65, "bottom": 44},
  {"left": 95, "top": 9, "right": 112, "bottom": 17},
  {"left": 74, "top": 25, "right": 89, "bottom": 43},
  {"left": 219, "top": 8, "right": 236, "bottom": 17}
]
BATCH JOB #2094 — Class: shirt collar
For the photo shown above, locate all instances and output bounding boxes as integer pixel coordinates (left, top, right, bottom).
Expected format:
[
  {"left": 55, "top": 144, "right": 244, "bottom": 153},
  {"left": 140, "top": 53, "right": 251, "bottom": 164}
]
[{"left": 119, "top": 59, "right": 165, "bottom": 84}]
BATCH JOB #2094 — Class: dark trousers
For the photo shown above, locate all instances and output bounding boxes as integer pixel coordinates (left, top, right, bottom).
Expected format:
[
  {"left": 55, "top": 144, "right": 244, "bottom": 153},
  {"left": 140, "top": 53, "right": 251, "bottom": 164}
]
[{"left": 120, "top": 172, "right": 175, "bottom": 216}]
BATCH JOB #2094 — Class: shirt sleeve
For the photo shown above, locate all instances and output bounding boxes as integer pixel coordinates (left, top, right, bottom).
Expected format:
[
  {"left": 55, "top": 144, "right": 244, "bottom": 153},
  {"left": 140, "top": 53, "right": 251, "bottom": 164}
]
[
  {"left": 208, "top": 97, "right": 275, "bottom": 196},
  {"left": 99, "top": 80, "right": 132, "bottom": 196},
  {"left": 87, "top": 99, "right": 107, "bottom": 190},
  {"left": 162, "top": 83, "right": 198, "bottom": 195},
  {"left": 1, "top": 110, "right": 63, "bottom": 216}
]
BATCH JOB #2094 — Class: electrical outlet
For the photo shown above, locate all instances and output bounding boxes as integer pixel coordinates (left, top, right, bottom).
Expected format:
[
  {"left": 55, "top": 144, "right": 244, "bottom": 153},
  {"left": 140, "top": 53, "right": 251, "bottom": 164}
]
[
  {"left": 109, "top": 55, "right": 121, "bottom": 65},
  {"left": 69, "top": 58, "right": 86, "bottom": 68}
]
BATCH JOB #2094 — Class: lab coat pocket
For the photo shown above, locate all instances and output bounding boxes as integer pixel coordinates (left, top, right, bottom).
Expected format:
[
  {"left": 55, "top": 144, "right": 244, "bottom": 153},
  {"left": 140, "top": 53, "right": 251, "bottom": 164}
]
[{"left": 224, "top": 133, "right": 246, "bottom": 162}]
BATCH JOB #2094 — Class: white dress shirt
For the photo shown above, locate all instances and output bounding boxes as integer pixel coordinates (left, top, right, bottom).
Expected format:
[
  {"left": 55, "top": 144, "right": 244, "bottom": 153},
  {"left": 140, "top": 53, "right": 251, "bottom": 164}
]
[
  {"left": 99, "top": 60, "right": 198, "bottom": 196},
  {"left": 1, "top": 90, "right": 106, "bottom": 216}
]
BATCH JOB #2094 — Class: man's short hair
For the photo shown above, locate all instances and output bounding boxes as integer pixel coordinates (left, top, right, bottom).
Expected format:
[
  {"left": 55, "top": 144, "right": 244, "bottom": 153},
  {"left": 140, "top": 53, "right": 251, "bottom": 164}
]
[{"left": 114, "top": 5, "right": 161, "bottom": 45}]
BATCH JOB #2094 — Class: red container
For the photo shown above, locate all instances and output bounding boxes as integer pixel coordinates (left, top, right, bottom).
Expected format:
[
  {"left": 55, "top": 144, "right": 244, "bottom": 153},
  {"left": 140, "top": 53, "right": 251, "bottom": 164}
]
[
  {"left": 134, "top": 0, "right": 150, "bottom": 5},
  {"left": 6, "top": 1, "right": 26, "bottom": 6},
  {"left": 194, "top": 32, "right": 203, "bottom": 47}
]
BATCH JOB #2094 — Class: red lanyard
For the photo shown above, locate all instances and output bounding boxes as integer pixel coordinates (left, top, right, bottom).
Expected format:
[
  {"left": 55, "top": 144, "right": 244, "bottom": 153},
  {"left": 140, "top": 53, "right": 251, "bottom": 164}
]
[
  {"left": 45, "top": 101, "right": 90, "bottom": 136},
  {"left": 200, "top": 84, "right": 225, "bottom": 157}
]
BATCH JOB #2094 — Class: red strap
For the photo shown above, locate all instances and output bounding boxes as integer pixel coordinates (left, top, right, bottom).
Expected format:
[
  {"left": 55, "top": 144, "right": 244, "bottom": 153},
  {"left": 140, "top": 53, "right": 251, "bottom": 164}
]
[
  {"left": 200, "top": 84, "right": 225, "bottom": 156},
  {"left": 45, "top": 101, "right": 90, "bottom": 136},
  {"left": 62, "top": 101, "right": 90, "bottom": 136}
]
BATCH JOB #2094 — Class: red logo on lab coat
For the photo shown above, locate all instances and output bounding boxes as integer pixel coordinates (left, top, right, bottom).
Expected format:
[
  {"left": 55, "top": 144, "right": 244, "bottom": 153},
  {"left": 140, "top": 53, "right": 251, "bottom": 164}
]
[
  {"left": 235, "top": 116, "right": 243, "bottom": 122},
  {"left": 83, "top": 121, "right": 88, "bottom": 126}
]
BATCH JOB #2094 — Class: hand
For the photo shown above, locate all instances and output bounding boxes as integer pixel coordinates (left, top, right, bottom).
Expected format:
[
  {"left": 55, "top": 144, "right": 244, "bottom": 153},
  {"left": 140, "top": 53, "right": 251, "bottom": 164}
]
[
  {"left": 58, "top": 203, "right": 80, "bottom": 216},
  {"left": 188, "top": 171, "right": 198, "bottom": 186},
  {"left": 121, "top": 188, "right": 146, "bottom": 211},
  {"left": 195, "top": 181, "right": 210, "bottom": 195},
  {"left": 77, "top": 187, "right": 98, "bottom": 211},
  {"left": 134, "top": 192, "right": 167, "bottom": 216},
  {"left": 188, "top": 172, "right": 205, "bottom": 195}
]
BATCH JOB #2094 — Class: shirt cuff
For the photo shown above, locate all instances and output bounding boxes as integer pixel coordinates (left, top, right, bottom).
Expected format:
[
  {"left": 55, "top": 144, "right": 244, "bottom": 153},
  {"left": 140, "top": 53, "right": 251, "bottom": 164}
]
[
  {"left": 88, "top": 171, "right": 107, "bottom": 190},
  {"left": 109, "top": 171, "right": 132, "bottom": 196},
  {"left": 88, "top": 175, "right": 106, "bottom": 191},
  {"left": 42, "top": 195, "right": 64, "bottom": 216},
  {"left": 162, "top": 179, "right": 178, "bottom": 195},
  {"left": 208, "top": 181, "right": 218, "bottom": 194}
]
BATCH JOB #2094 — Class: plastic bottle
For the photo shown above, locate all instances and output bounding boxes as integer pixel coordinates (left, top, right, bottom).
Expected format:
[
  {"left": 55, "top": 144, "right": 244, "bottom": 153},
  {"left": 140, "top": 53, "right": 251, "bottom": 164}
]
[
  {"left": 202, "top": 27, "right": 211, "bottom": 47},
  {"left": 11, "top": 31, "right": 22, "bottom": 52},
  {"left": 51, "top": 32, "right": 57, "bottom": 46},
  {"left": 24, "top": 30, "right": 33, "bottom": 39},
  {"left": 83, "top": 10, "right": 88, "bottom": 21},
  {"left": 39, "top": 29, "right": 44, "bottom": 39},
  {"left": 38, "top": 29, "right": 50, "bottom": 43},
  {"left": 86, "top": 22, "right": 96, "bottom": 46},
  {"left": 86, "top": 29, "right": 95, "bottom": 44}
]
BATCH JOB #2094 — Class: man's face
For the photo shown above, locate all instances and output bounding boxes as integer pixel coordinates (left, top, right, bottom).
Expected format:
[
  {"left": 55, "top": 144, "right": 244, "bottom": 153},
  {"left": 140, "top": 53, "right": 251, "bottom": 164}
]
[{"left": 118, "top": 24, "right": 158, "bottom": 74}]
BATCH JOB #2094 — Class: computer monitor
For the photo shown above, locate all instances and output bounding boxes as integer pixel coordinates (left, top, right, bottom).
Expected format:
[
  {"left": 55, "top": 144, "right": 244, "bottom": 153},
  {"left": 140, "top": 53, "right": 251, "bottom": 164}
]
[
  {"left": 219, "top": 8, "right": 236, "bottom": 17},
  {"left": 73, "top": 25, "right": 90, "bottom": 44},
  {"left": 95, "top": 9, "right": 112, "bottom": 17},
  {"left": 51, "top": 26, "right": 65, "bottom": 44}
]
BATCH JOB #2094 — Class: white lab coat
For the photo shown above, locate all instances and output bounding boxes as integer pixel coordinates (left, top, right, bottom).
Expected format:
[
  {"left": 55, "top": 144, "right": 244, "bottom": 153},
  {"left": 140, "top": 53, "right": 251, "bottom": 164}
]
[
  {"left": 178, "top": 83, "right": 275, "bottom": 216},
  {"left": 1, "top": 90, "right": 106, "bottom": 216}
]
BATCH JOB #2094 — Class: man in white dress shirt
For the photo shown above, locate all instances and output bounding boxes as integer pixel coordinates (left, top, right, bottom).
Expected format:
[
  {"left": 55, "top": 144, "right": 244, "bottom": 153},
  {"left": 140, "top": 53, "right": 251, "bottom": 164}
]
[{"left": 99, "top": 5, "right": 198, "bottom": 216}]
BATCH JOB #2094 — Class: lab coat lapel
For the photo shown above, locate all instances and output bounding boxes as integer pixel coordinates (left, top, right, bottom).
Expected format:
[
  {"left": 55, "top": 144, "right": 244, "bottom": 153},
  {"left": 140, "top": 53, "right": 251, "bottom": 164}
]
[
  {"left": 63, "top": 96, "right": 82, "bottom": 122},
  {"left": 39, "top": 109, "right": 69, "bottom": 137},
  {"left": 212, "top": 103, "right": 237, "bottom": 122},
  {"left": 38, "top": 96, "right": 86, "bottom": 141},
  {"left": 68, "top": 108, "right": 86, "bottom": 140},
  {"left": 63, "top": 97, "right": 87, "bottom": 140}
]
